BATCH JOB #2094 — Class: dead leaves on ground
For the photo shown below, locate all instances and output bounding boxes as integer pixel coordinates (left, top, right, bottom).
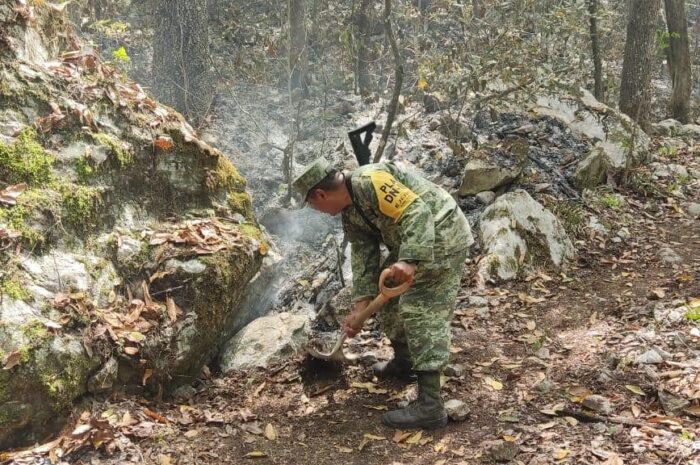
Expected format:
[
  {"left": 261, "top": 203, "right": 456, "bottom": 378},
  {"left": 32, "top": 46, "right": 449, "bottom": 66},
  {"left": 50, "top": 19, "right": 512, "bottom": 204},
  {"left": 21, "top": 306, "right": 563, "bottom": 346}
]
[{"left": 147, "top": 218, "right": 245, "bottom": 256}]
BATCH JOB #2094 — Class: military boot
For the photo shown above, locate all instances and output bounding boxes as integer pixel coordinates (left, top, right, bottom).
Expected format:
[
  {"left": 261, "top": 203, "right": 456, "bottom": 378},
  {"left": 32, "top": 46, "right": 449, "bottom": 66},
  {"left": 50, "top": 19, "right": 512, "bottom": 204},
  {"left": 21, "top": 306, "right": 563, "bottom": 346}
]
[
  {"left": 382, "top": 371, "right": 447, "bottom": 430},
  {"left": 372, "top": 342, "right": 414, "bottom": 380}
]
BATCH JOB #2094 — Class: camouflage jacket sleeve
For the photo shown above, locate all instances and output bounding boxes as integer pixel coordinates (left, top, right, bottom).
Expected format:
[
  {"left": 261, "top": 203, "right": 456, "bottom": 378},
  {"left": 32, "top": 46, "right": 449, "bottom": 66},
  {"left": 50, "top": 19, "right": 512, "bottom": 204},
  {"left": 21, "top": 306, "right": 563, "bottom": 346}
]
[
  {"left": 344, "top": 213, "right": 381, "bottom": 303},
  {"left": 394, "top": 197, "right": 435, "bottom": 262}
]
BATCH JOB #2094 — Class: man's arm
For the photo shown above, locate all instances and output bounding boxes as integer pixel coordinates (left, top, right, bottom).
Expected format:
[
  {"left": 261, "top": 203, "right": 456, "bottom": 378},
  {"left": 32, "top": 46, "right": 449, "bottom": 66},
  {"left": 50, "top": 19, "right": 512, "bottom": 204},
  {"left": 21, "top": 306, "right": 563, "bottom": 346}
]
[{"left": 344, "top": 217, "right": 381, "bottom": 303}]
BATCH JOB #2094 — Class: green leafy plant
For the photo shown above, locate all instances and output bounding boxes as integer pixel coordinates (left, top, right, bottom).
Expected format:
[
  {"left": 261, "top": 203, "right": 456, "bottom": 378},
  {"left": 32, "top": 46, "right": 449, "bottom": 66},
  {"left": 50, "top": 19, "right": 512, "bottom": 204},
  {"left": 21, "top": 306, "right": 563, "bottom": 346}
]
[{"left": 111, "top": 46, "right": 130, "bottom": 64}]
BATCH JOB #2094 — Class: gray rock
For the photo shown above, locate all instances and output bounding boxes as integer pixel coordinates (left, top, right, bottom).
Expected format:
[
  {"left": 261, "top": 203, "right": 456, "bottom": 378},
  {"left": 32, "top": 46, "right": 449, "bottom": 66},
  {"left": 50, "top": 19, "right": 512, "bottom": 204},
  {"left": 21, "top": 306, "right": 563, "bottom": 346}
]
[
  {"left": 654, "top": 305, "right": 685, "bottom": 325},
  {"left": 476, "top": 191, "right": 496, "bottom": 205},
  {"left": 688, "top": 203, "right": 700, "bottom": 218},
  {"left": 439, "top": 114, "right": 471, "bottom": 140},
  {"left": 573, "top": 146, "right": 608, "bottom": 190},
  {"left": 459, "top": 159, "right": 521, "bottom": 195},
  {"left": 651, "top": 162, "right": 689, "bottom": 179},
  {"left": 444, "top": 399, "right": 470, "bottom": 421},
  {"left": 636, "top": 349, "right": 663, "bottom": 365},
  {"left": 172, "top": 384, "right": 198, "bottom": 400},
  {"left": 658, "top": 247, "right": 683, "bottom": 264},
  {"left": 444, "top": 363, "right": 466, "bottom": 378},
  {"left": 220, "top": 312, "right": 312, "bottom": 372},
  {"left": 116, "top": 235, "right": 143, "bottom": 263},
  {"left": 534, "top": 89, "right": 650, "bottom": 189},
  {"left": 535, "top": 347, "right": 550, "bottom": 360},
  {"left": 164, "top": 258, "right": 207, "bottom": 275},
  {"left": 652, "top": 119, "right": 682, "bottom": 136},
  {"left": 534, "top": 378, "right": 553, "bottom": 394},
  {"left": 658, "top": 389, "right": 690, "bottom": 415},
  {"left": 428, "top": 118, "right": 440, "bottom": 131},
  {"left": 477, "top": 190, "right": 575, "bottom": 283},
  {"left": 617, "top": 227, "right": 631, "bottom": 241},
  {"left": 475, "top": 307, "right": 491, "bottom": 319},
  {"left": 587, "top": 216, "right": 609, "bottom": 236},
  {"left": 468, "top": 295, "right": 489, "bottom": 307},
  {"left": 87, "top": 357, "right": 118, "bottom": 394},
  {"left": 488, "top": 440, "right": 520, "bottom": 462},
  {"left": 582, "top": 395, "right": 612, "bottom": 415}
]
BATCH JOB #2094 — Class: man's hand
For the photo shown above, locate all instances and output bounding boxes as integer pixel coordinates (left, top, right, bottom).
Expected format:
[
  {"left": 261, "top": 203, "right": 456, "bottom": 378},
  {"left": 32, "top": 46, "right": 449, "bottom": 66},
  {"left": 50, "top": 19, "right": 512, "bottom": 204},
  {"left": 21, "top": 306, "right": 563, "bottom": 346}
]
[
  {"left": 342, "top": 299, "right": 371, "bottom": 338},
  {"left": 388, "top": 260, "right": 417, "bottom": 284}
]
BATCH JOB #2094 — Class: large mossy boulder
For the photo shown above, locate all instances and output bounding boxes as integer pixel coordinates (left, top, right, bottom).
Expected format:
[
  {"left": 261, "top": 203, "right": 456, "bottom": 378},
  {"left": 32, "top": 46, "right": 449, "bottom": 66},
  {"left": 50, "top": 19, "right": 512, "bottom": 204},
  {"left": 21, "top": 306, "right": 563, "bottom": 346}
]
[
  {"left": 0, "top": 3, "right": 264, "bottom": 449},
  {"left": 477, "top": 190, "right": 575, "bottom": 283},
  {"left": 532, "top": 89, "right": 651, "bottom": 190}
]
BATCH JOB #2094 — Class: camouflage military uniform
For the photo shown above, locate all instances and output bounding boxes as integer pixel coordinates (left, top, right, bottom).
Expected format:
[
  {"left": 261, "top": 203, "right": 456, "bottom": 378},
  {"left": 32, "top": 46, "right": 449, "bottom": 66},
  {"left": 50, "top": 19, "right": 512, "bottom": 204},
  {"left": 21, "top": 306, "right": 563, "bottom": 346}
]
[{"left": 343, "top": 162, "right": 474, "bottom": 371}]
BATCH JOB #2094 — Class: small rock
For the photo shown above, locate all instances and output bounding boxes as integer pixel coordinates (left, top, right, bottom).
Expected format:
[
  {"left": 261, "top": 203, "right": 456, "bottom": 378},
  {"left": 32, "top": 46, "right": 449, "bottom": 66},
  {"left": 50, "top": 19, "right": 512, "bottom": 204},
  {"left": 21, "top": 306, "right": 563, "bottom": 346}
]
[
  {"left": 611, "top": 236, "right": 622, "bottom": 243},
  {"left": 534, "top": 378, "right": 553, "bottom": 394},
  {"left": 658, "top": 389, "right": 690, "bottom": 416},
  {"left": 597, "top": 369, "right": 614, "bottom": 385},
  {"left": 172, "top": 384, "right": 197, "bottom": 400},
  {"left": 688, "top": 203, "right": 700, "bottom": 219},
  {"left": 617, "top": 227, "right": 631, "bottom": 241},
  {"left": 444, "top": 364, "right": 466, "bottom": 378},
  {"left": 475, "top": 307, "right": 491, "bottom": 319},
  {"left": 468, "top": 295, "right": 489, "bottom": 307},
  {"left": 658, "top": 246, "right": 682, "bottom": 264},
  {"left": 488, "top": 440, "right": 520, "bottom": 463},
  {"left": 87, "top": 357, "right": 118, "bottom": 394},
  {"left": 444, "top": 399, "right": 470, "bottom": 421},
  {"left": 476, "top": 191, "right": 496, "bottom": 205},
  {"left": 535, "top": 347, "right": 550, "bottom": 360},
  {"left": 587, "top": 216, "right": 609, "bottom": 236},
  {"left": 428, "top": 118, "right": 440, "bottom": 131},
  {"left": 592, "top": 422, "right": 608, "bottom": 433},
  {"left": 358, "top": 351, "right": 378, "bottom": 365},
  {"left": 582, "top": 395, "right": 612, "bottom": 415},
  {"left": 636, "top": 349, "right": 663, "bottom": 365}
]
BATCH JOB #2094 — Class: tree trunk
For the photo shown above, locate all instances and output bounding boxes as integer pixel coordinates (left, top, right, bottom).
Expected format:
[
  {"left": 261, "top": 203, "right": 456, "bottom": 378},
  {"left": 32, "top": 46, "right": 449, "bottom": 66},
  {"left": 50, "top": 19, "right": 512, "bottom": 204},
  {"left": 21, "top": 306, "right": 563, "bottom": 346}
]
[
  {"left": 289, "top": 0, "right": 308, "bottom": 98},
  {"left": 472, "top": 0, "right": 485, "bottom": 19},
  {"left": 152, "top": 0, "right": 213, "bottom": 125},
  {"left": 355, "top": 0, "right": 372, "bottom": 96},
  {"left": 663, "top": 0, "right": 691, "bottom": 122},
  {"left": 588, "top": 0, "right": 604, "bottom": 101},
  {"left": 619, "top": 0, "right": 661, "bottom": 131}
]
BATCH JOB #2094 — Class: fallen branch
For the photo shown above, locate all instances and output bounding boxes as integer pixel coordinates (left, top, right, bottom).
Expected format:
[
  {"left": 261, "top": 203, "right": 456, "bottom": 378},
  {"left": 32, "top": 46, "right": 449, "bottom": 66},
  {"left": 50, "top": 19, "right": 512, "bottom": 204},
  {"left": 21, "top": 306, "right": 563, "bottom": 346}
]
[{"left": 555, "top": 408, "right": 648, "bottom": 427}]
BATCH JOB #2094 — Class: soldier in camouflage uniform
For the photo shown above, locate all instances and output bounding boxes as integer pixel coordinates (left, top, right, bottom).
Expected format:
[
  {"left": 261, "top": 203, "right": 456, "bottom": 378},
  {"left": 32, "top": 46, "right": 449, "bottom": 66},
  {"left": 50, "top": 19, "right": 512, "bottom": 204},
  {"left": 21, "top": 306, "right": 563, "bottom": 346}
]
[{"left": 293, "top": 158, "right": 474, "bottom": 429}]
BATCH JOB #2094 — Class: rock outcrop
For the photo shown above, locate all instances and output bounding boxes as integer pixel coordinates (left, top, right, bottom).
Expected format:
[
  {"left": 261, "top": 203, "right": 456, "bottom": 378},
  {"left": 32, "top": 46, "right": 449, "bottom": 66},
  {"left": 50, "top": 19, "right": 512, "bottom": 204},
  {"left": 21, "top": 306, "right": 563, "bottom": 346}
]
[
  {"left": 477, "top": 190, "right": 575, "bottom": 283},
  {"left": 0, "top": 3, "right": 265, "bottom": 448},
  {"left": 532, "top": 89, "right": 651, "bottom": 190}
]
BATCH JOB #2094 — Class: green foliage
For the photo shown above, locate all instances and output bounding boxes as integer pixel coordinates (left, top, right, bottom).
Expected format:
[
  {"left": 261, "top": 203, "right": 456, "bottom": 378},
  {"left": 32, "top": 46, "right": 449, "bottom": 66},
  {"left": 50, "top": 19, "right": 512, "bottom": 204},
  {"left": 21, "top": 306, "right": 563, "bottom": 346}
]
[
  {"left": 111, "top": 46, "right": 130, "bottom": 64},
  {"left": 59, "top": 184, "right": 103, "bottom": 229},
  {"left": 656, "top": 30, "right": 681, "bottom": 52},
  {"left": 75, "top": 155, "right": 95, "bottom": 182},
  {"left": 92, "top": 19, "right": 129, "bottom": 38},
  {"left": 0, "top": 128, "right": 55, "bottom": 185},
  {"left": 686, "top": 305, "right": 700, "bottom": 323},
  {"left": 601, "top": 193, "right": 621, "bottom": 210},
  {"left": 657, "top": 145, "right": 678, "bottom": 158}
]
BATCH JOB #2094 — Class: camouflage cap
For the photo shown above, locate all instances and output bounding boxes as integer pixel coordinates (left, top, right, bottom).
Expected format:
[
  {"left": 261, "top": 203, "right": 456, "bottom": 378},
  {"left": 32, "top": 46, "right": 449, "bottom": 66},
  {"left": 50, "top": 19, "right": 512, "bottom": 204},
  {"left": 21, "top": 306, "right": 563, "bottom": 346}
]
[{"left": 292, "top": 158, "right": 332, "bottom": 200}]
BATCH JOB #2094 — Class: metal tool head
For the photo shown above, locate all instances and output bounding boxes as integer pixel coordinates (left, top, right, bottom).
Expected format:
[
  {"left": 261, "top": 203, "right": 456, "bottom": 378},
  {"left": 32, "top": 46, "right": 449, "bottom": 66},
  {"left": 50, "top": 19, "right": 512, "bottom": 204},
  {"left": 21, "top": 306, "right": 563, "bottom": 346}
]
[{"left": 307, "top": 333, "right": 357, "bottom": 363}]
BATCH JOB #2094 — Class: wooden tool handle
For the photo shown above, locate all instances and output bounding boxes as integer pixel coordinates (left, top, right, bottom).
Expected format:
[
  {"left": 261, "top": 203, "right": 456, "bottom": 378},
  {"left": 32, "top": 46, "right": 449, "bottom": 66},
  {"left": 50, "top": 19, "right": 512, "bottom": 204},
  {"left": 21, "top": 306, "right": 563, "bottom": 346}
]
[{"left": 351, "top": 269, "right": 412, "bottom": 330}]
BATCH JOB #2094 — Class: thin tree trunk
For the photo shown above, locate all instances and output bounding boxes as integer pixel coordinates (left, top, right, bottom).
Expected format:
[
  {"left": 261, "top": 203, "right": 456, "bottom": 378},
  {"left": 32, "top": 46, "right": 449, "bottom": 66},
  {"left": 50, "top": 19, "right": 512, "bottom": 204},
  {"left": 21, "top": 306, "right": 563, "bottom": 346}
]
[
  {"left": 289, "top": 0, "right": 308, "bottom": 98},
  {"left": 663, "top": 0, "right": 691, "bottom": 122},
  {"left": 588, "top": 0, "right": 604, "bottom": 101},
  {"left": 152, "top": 0, "right": 213, "bottom": 124},
  {"left": 355, "top": 0, "right": 372, "bottom": 96},
  {"left": 373, "top": 0, "right": 403, "bottom": 163},
  {"left": 472, "top": 0, "right": 485, "bottom": 19},
  {"left": 619, "top": 0, "right": 661, "bottom": 131}
]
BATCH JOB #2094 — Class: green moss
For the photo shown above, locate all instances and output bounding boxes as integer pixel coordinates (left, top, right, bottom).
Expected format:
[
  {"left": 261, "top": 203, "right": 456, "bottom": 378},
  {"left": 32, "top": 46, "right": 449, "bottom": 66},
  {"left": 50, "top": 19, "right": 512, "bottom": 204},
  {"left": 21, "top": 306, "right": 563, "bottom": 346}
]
[
  {"left": 92, "top": 132, "right": 132, "bottom": 168},
  {"left": 212, "top": 157, "right": 246, "bottom": 192},
  {"left": 58, "top": 183, "right": 103, "bottom": 229},
  {"left": 0, "top": 203, "right": 45, "bottom": 246},
  {"left": 75, "top": 155, "right": 96, "bottom": 182},
  {"left": 227, "top": 191, "right": 253, "bottom": 218},
  {"left": 20, "top": 320, "right": 50, "bottom": 342},
  {"left": 38, "top": 352, "right": 94, "bottom": 410},
  {"left": 483, "top": 207, "right": 510, "bottom": 222},
  {"left": 0, "top": 276, "right": 30, "bottom": 301},
  {"left": 0, "top": 128, "right": 55, "bottom": 185}
]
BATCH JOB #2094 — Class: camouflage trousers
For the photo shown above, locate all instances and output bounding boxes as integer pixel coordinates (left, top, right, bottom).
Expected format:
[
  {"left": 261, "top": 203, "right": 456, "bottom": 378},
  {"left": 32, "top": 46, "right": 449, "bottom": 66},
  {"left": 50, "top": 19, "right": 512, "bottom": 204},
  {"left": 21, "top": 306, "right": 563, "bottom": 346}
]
[{"left": 377, "top": 249, "right": 468, "bottom": 372}]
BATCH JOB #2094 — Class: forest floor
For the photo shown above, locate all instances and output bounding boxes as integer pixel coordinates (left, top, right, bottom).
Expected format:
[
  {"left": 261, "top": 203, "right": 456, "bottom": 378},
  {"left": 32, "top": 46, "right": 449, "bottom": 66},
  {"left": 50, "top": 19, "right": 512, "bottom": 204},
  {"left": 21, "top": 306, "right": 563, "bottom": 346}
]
[{"left": 7, "top": 147, "right": 700, "bottom": 465}]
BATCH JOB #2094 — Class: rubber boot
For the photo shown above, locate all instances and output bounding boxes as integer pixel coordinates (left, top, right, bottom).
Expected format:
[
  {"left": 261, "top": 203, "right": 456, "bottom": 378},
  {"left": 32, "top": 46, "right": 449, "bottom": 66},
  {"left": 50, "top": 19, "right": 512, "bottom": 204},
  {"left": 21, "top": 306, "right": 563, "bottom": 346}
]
[
  {"left": 382, "top": 371, "right": 448, "bottom": 430},
  {"left": 372, "top": 342, "right": 414, "bottom": 380}
]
